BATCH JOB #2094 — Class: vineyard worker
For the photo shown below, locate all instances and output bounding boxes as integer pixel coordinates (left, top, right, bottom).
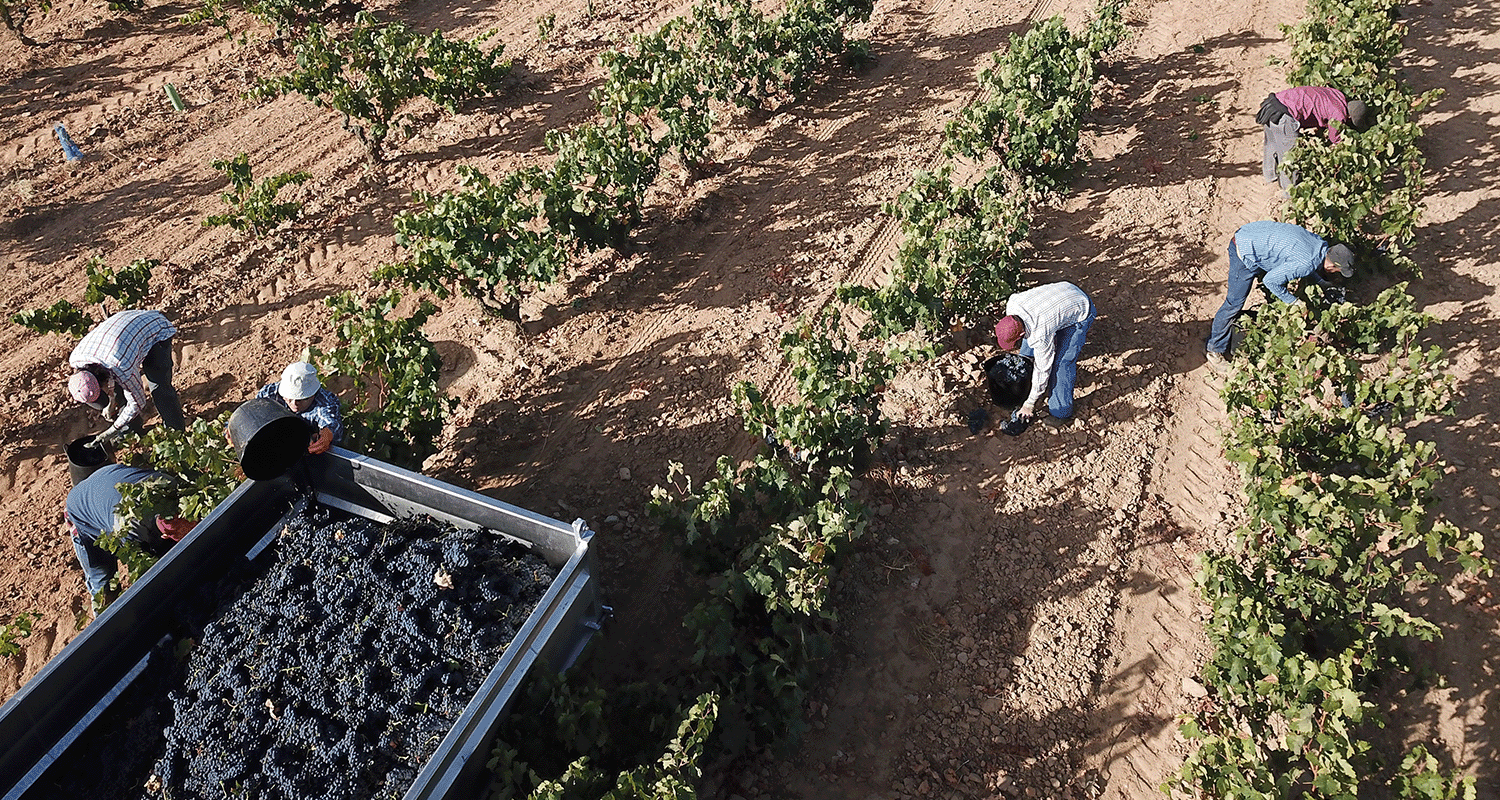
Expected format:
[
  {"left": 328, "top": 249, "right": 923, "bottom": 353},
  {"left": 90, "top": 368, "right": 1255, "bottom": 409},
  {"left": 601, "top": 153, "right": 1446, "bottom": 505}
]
[
  {"left": 255, "top": 361, "right": 343, "bottom": 455},
  {"left": 1258, "top": 86, "right": 1369, "bottom": 189},
  {"left": 65, "top": 463, "right": 197, "bottom": 614},
  {"left": 993, "top": 281, "right": 1096, "bottom": 425},
  {"left": 68, "top": 309, "right": 185, "bottom": 443},
  {"left": 1205, "top": 221, "right": 1354, "bottom": 368}
]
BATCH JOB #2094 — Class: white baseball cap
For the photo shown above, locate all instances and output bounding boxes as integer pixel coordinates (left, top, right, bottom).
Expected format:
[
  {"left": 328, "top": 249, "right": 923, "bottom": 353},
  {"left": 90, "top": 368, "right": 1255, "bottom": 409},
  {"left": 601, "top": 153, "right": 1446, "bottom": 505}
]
[{"left": 279, "top": 362, "right": 321, "bottom": 401}]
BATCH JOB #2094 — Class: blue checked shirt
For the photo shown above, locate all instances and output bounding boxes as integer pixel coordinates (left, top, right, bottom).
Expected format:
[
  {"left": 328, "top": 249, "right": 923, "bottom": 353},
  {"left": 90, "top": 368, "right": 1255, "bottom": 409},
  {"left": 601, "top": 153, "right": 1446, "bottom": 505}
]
[
  {"left": 1004, "top": 281, "right": 1092, "bottom": 412},
  {"left": 69, "top": 310, "right": 176, "bottom": 437},
  {"left": 256, "top": 383, "right": 345, "bottom": 444},
  {"left": 1234, "top": 221, "right": 1330, "bottom": 303}
]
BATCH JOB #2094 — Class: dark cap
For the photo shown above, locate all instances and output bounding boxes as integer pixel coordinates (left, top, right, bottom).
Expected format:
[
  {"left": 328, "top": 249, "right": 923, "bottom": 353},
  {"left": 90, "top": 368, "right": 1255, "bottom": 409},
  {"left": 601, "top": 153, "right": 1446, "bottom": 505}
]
[
  {"left": 1346, "top": 100, "right": 1369, "bottom": 132},
  {"left": 1326, "top": 244, "right": 1355, "bottom": 277}
]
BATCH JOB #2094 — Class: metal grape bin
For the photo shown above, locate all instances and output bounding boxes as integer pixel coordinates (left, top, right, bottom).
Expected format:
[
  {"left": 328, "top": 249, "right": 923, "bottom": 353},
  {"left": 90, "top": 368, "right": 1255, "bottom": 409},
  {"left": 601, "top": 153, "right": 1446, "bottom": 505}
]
[{"left": 0, "top": 447, "right": 604, "bottom": 800}]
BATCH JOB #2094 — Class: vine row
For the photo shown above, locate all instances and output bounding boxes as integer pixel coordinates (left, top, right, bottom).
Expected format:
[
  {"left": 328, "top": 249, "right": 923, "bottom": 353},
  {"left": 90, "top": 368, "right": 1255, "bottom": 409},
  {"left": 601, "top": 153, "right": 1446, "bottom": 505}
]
[{"left": 1171, "top": 0, "right": 1487, "bottom": 796}]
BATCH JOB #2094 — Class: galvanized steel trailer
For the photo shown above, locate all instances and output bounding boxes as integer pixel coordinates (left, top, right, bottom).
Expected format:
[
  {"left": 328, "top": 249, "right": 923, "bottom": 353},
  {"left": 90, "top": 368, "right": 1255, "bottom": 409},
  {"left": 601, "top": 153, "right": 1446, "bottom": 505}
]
[{"left": 0, "top": 447, "right": 603, "bottom": 800}]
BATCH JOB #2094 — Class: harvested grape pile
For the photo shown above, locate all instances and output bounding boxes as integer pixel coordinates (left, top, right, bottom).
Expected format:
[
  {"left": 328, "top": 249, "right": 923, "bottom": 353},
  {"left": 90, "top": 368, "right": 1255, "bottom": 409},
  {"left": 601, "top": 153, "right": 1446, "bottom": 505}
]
[{"left": 96, "top": 504, "right": 554, "bottom": 800}]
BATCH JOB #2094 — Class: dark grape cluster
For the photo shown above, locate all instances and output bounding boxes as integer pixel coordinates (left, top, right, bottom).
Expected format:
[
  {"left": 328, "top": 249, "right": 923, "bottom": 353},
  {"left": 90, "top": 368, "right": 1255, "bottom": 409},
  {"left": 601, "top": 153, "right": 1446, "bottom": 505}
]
[{"left": 138, "top": 505, "right": 556, "bottom": 799}]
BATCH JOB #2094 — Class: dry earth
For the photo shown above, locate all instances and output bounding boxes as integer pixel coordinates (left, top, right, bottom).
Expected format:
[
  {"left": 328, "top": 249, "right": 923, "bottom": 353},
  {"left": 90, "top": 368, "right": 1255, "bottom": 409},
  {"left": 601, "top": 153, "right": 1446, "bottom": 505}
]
[{"left": 0, "top": 0, "right": 1496, "bottom": 797}]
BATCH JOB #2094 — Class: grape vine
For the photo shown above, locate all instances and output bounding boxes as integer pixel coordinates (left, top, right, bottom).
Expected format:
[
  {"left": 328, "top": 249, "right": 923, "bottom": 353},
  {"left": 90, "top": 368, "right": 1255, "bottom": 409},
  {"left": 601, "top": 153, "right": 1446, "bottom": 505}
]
[
  {"left": 380, "top": 0, "right": 872, "bottom": 318},
  {"left": 1170, "top": 0, "right": 1486, "bottom": 795},
  {"left": 311, "top": 290, "right": 457, "bottom": 471},
  {"left": 257, "top": 12, "right": 509, "bottom": 161},
  {"left": 203, "top": 152, "right": 312, "bottom": 238}
]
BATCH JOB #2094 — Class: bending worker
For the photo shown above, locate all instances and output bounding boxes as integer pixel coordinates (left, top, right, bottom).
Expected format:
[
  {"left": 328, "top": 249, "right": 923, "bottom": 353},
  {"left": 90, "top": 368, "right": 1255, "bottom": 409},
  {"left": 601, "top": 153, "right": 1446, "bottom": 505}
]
[
  {"left": 68, "top": 310, "right": 184, "bottom": 443},
  {"left": 1258, "top": 86, "right": 1369, "bottom": 189},
  {"left": 255, "top": 361, "right": 343, "bottom": 454},
  {"left": 993, "top": 281, "right": 1096, "bottom": 425},
  {"left": 66, "top": 463, "right": 196, "bottom": 614},
  {"left": 1205, "top": 220, "right": 1354, "bottom": 368}
]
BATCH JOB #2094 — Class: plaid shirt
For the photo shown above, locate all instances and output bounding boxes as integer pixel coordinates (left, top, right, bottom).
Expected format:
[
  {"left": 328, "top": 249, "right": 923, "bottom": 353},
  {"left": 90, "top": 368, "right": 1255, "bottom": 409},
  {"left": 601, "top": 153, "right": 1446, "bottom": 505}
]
[
  {"left": 1276, "top": 87, "right": 1353, "bottom": 144},
  {"left": 1005, "top": 281, "right": 1092, "bottom": 412},
  {"left": 1234, "top": 221, "right": 1330, "bottom": 303},
  {"left": 256, "top": 383, "right": 344, "bottom": 444},
  {"left": 69, "top": 310, "right": 176, "bottom": 436}
]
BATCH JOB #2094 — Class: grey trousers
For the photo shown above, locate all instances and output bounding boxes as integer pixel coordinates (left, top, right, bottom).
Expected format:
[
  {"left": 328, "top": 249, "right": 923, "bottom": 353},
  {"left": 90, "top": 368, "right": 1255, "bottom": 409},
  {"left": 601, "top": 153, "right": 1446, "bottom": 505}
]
[{"left": 1263, "top": 114, "right": 1301, "bottom": 189}]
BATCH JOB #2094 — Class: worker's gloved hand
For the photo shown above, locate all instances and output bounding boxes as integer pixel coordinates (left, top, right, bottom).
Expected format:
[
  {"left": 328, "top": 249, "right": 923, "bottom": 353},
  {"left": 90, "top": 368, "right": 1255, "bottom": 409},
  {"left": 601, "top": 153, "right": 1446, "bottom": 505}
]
[
  {"left": 1015, "top": 406, "right": 1034, "bottom": 422},
  {"left": 89, "top": 430, "right": 118, "bottom": 448},
  {"left": 308, "top": 428, "right": 334, "bottom": 455}
]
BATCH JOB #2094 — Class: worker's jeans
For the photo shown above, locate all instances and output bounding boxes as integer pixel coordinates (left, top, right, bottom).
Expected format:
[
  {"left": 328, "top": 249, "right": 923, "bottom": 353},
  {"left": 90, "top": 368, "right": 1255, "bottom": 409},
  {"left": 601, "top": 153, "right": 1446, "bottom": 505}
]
[
  {"left": 69, "top": 527, "right": 116, "bottom": 595},
  {"left": 83, "top": 339, "right": 184, "bottom": 431},
  {"left": 1263, "top": 114, "right": 1300, "bottom": 189},
  {"left": 1019, "top": 300, "right": 1096, "bottom": 419},
  {"left": 1206, "top": 240, "right": 1265, "bottom": 355}
]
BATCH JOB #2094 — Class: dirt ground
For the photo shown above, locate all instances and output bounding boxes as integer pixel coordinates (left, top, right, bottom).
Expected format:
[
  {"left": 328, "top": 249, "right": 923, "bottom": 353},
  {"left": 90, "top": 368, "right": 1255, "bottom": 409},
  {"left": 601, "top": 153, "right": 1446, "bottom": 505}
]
[{"left": 1, "top": 0, "right": 1496, "bottom": 796}]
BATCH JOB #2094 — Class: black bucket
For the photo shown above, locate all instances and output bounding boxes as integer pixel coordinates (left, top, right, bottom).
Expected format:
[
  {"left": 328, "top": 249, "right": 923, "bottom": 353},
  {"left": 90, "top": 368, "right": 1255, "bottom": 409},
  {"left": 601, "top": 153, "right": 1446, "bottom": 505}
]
[
  {"left": 66, "top": 436, "right": 113, "bottom": 486},
  {"left": 983, "top": 352, "right": 1035, "bottom": 408},
  {"left": 227, "top": 398, "right": 312, "bottom": 481}
]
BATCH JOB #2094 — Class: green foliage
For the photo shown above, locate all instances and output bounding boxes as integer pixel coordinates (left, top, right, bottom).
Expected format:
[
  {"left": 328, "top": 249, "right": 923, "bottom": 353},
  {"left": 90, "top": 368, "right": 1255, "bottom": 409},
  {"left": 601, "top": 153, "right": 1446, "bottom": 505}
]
[
  {"left": 1279, "top": 0, "right": 1433, "bottom": 275},
  {"left": 105, "top": 413, "right": 240, "bottom": 585},
  {"left": 643, "top": 308, "right": 909, "bottom": 756},
  {"left": 0, "top": 0, "right": 51, "bottom": 45},
  {"left": 1391, "top": 745, "right": 1477, "bottom": 800},
  {"left": 94, "top": 526, "right": 163, "bottom": 584},
  {"left": 1283, "top": 0, "right": 1404, "bottom": 98},
  {"left": 12, "top": 254, "right": 158, "bottom": 336},
  {"left": 0, "top": 611, "right": 41, "bottom": 659},
  {"left": 114, "top": 411, "right": 240, "bottom": 534},
  {"left": 391, "top": 0, "right": 867, "bottom": 315},
  {"left": 1171, "top": 287, "right": 1487, "bottom": 796},
  {"left": 1169, "top": 1, "right": 1486, "bottom": 785},
  {"left": 1084, "top": 0, "right": 1129, "bottom": 57},
  {"left": 11, "top": 299, "right": 92, "bottom": 337},
  {"left": 840, "top": 166, "right": 1031, "bottom": 339},
  {"left": 204, "top": 153, "right": 312, "bottom": 238},
  {"left": 84, "top": 255, "right": 157, "bottom": 311},
  {"left": 543, "top": 119, "right": 663, "bottom": 249},
  {"left": 943, "top": 16, "right": 1097, "bottom": 191},
  {"left": 177, "top": 0, "right": 229, "bottom": 34},
  {"left": 486, "top": 675, "right": 716, "bottom": 800},
  {"left": 257, "top": 12, "right": 509, "bottom": 159},
  {"left": 734, "top": 308, "right": 910, "bottom": 479},
  {"left": 844, "top": 0, "right": 1123, "bottom": 343},
  {"left": 378, "top": 165, "right": 569, "bottom": 321},
  {"left": 312, "top": 290, "right": 456, "bottom": 470}
]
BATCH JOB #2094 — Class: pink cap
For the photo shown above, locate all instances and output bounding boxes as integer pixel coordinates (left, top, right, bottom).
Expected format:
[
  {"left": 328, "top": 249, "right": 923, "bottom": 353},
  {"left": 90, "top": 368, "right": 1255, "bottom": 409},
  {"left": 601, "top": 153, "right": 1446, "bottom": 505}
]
[
  {"left": 994, "top": 316, "right": 1024, "bottom": 350},
  {"left": 69, "top": 371, "right": 100, "bottom": 403}
]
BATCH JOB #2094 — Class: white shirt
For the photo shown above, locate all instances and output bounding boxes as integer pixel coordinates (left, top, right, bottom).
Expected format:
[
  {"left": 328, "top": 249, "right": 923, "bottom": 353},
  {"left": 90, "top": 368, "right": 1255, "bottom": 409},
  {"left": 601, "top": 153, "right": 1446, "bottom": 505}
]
[{"left": 1004, "top": 282, "right": 1092, "bottom": 411}]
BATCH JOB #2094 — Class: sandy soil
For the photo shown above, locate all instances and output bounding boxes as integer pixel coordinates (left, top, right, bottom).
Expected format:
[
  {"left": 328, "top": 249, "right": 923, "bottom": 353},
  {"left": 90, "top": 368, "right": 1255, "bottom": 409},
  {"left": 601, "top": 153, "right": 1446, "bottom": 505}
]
[{"left": 1, "top": 0, "right": 1495, "bottom": 796}]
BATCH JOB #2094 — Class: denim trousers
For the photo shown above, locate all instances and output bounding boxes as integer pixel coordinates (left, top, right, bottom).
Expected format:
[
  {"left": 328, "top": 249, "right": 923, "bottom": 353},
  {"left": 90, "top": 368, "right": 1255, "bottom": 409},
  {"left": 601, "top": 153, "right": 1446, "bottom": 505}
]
[
  {"left": 71, "top": 530, "right": 116, "bottom": 595},
  {"left": 1206, "top": 240, "right": 1263, "bottom": 355},
  {"left": 1019, "top": 301, "right": 1096, "bottom": 418}
]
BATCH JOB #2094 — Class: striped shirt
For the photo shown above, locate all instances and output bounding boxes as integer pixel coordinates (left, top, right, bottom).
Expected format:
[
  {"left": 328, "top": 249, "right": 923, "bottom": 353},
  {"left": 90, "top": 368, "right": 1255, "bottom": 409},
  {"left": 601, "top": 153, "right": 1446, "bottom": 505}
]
[
  {"left": 1233, "top": 221, "right": 1329, "bottom": 303},
  {"left": 255, "top": 383, "right": 345, "bottom": 444},
  {"left": 1005, "top": 282, "right": 1092, "bottom": 412},
  {"left": 1276, "top": 87, "right": 1353, "bottom": 144},
  {"left": 69, "top": 310, "right": 177, "bottom": 435}
]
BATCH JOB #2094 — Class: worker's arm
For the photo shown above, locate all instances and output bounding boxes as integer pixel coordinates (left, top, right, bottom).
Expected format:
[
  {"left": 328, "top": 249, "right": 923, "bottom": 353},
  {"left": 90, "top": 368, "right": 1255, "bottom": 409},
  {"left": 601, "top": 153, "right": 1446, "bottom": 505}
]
[
  {"left": 98, "top": 371, "right": 148, "bottom": 442},
  {"left": 1019, "top": 333, "right": 1057, "bottom": 419}
]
